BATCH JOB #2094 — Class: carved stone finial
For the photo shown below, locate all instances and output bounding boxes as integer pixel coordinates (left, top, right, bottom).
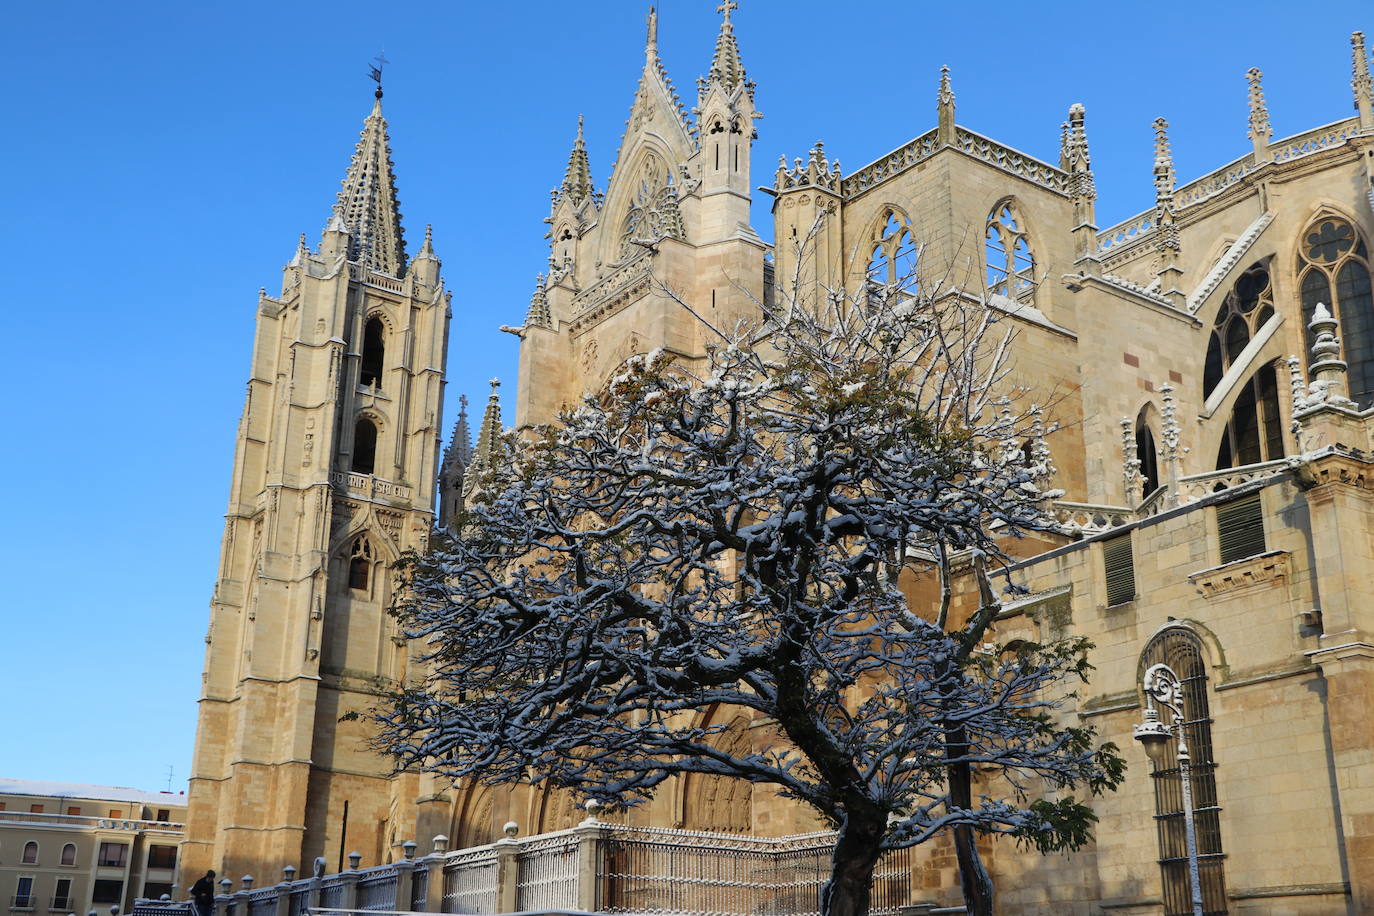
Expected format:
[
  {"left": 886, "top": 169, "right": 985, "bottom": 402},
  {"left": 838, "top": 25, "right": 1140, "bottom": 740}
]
[
  {"left": 1152, "top": 117, "right": 1174, "bottom": 196},
  {"left": 645, "top": 5, "right": 657, "bottom": 51},
  {"left": 1159, "top": 383, "right": 1187, "bottom": 506},
  {"left": 717, "top": 0, "right": 737, "bottom": 22},
  {"left": 937, "top": 66, "right": 956, "bottom": 144},
  {"left": 1122, "top": 417, "right": 1142, "bottom": 506},
  {"left": 1354, "top": 31, "right": 1374, "bottom": 128},
  {"left": 527, "top": 272, "right": 551, "bottom": 328},
  {"left": 1247, "top": 67, "right": 1272, "bottom": 159}
]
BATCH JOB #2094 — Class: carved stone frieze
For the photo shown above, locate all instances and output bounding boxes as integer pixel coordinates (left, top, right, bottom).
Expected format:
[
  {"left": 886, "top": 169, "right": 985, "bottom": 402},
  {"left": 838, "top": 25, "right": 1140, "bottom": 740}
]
[{"left": 1189, "top": 550, "right": 1289, "bottom": 598}]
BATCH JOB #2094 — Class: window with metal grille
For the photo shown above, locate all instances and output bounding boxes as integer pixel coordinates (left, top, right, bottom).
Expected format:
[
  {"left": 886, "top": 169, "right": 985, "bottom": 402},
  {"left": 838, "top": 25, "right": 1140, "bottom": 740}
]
[
  {"left": 1142, "top": 629, "right": 1228, "bottom": 916},
  {"left": 1104, "top": 534, "right": 1135, "bottom": 606},
  {"left": 1217, "top": 495, "right": 1264, "bottom": 565}
]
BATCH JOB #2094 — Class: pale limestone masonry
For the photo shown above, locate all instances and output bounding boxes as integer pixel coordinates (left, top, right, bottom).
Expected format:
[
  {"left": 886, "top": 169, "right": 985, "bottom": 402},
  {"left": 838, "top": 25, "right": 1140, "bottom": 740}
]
[{"left": 186, "top": 9, "right": 1374, "bottom": 915}]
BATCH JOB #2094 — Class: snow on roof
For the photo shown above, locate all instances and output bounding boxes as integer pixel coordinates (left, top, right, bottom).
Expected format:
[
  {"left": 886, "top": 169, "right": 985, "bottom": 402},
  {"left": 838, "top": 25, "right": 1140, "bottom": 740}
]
[{"left": 0, "top": 777, "right": 187, "bottom": 808}]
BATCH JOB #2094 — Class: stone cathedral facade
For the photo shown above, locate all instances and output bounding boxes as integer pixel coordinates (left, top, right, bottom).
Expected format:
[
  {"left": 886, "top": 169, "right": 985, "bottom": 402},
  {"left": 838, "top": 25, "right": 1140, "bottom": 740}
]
[{"left": 186, "top": 7, "right": 1374, "bottom": 915}]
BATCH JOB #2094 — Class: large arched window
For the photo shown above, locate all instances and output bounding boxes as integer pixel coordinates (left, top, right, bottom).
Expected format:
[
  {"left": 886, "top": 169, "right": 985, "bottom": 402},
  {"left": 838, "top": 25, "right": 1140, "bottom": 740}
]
[
  {"left": 985, "top": 199, "right": 1035, "bottom": 297},
  {"left": 22, "top": 841, "right": 38, "bottom": 864},
  {"left": 1298, "top": 216, "right": 1374, "bottom": 407},
  {"left": 1140, "top": 629, "right": 1227, "bottom": 916},
  {"left": 352, "top": 418, "right": 378, "bottom": 475},
  {"left": 617, "top": 151, "right": 681, "bottom": 261},
  {"left": 359, "top": 317, "right": 385, "bottom": 389},
  {"left": 1135, "top": 411, "right": 1160, "bottom": 498},
  {"left": 1215, "top": 361, "right": 1283, "bottom": 470},
  {"left": 1203, "top": 261, "right": 1275, "bottom": 399},
  {"left": 866, "top": 210, "right": 918, "bottom": 291},
  {"left": 60, "top": 843, "right": 76, "bottom": 866}
]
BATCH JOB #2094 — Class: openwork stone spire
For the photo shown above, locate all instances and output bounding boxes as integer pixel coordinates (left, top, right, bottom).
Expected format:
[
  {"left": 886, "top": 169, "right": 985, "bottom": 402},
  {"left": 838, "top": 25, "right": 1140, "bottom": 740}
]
[
  {"left": 1354, "top": 31, "right": 1373, "bottom": 129},
  {"left": 527, "top": 273, "right": 552, "bottom": 328},
  {"left": 1064, "top": 104, "right": 1096, "bottom": 262},
  {"left": 705, "top": 1, "right": 747, "bottom": 94},
  {"left": 559, "top": 116, "right": 595, "bottom": 205},
  {"left": 1247, "top": 67, "right": 1272, "bottom": 160},
  {"left": 442, "top": 395, "right": 474, "bottom": 476},
  {"left": 1153, "top": 118, "right": 1182, "bottom": 303},
  {"left": 1152, "top": 117, "right": 1175, "bottom": 197},
  {"left": 473, "top": 379, "right": 504, "bottom": 466},
  {"left": 331, "top": 96, "right": 407, "bottom": 276}
]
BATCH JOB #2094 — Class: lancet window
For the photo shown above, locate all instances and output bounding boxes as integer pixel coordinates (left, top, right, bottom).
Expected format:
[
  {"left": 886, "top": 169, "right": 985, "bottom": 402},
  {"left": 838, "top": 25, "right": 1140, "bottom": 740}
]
[
  {"left": 1214, "top": 361, "right": 1283, "bottom": 470},
  {"left": 866, "top": 210, "right": 918, "bottom": 290},
  {"left": 360, "top": 317, "right": 385, "bottom": 389},
  {"left": 1135, "top": 411, "right": 1160, "bottom": 498},
  {"left": 984, "top": 199, "right": 1035, "bottom": 297},
  {"left": 1297, "top": 216, "right": 1374, "bottom": 407},
  {"left": 348, "top": 536, "right": 373, "bottom": 592},
  {"left": 352, "top": 418, "right": 378, "bottom": 475},
  {"left": 617, "top": 151, "right": 682, "bottom": 260},
  {"left": 1140, "top": 629, "right": 1228, "bottom": 916},
  {"left": 1203, "top": 261, "right": 1274, "bottom": 399}
]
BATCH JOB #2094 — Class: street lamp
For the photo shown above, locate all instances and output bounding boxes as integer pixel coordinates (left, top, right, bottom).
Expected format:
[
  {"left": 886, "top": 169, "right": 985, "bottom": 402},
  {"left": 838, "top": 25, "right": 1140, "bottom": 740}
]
[{"left": 1134, "top": 662, "right": 1204, "bottom": 916}]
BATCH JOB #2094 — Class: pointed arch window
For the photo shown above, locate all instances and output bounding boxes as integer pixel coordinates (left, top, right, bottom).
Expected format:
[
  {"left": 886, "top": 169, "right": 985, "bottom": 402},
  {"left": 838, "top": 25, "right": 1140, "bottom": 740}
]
[
  {"left": 1215, "top": 361, "right": 1283, "bottom": 470},
  {"left": 360, "top": 317, "right": 385, "bottom": 389},
  {"left": 618, "top": 152, "right": 682, "bottom": 260},
  {"left": 1203, "top": 261, "right": 1274, "bottom": 399},
  {"left": 352, "top": 418, "right": 378, "bottom": 475},
  {"left": 1298, "top": 216, "right": 1374, "bottom": 407},
  {"left": 985, "top": 199, "right": 1035, "bottom": 297},
  {"left": 348, "top": 536, "right": 373, "bottom": 592},
  {"left": 1141, "top": 629, "right": 1228, "bottom": 915},
  {"left": 1135, "top": 412, "right": 1160, "bottom": 498},
  {"left": 866, "top": 210, "right": 918, "bottom": 293}
]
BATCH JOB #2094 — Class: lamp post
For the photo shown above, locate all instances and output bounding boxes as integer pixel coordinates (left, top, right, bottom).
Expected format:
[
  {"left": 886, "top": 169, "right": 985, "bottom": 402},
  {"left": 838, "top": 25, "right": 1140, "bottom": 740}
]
[{"left": 1133, "top": 662, "right": 1204, "bottom": 916}]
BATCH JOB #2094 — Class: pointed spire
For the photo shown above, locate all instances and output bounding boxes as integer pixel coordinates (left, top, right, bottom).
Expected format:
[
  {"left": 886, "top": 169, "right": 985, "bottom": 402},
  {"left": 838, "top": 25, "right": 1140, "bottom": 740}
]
[
  {"left": 442, "top": 395, "right": 474, "bottom": 473},
  {"left": 645, "top": 4, "right": 658, "bottom": 58},
  {"left": 1152, "top": 118, "right": 1183, "bottom": 304},
  {"left": 937, "top": 66, "right": 956, "bottom": 145},
  {"left": 559, "top": 115, "right": 595, "bottom": 205},
  {"left": 330, "top": 90, "right": 407, "bottom": 276},
  {"left": 1246, "top": 67, "right": 1272, "bottom": 161},
  {"left": 527, "top": 273, "right": 551, "bottom": 328},
  {"left": 1354, "top": 31, "right": 1373, "bottom": 129},
  {"left": 416, "top": 224, "right": 436, "bottom": 260},
  {"left": 705, "top": 0, "right": 747, "bottom": 94},
  {"left": 289, "top": 232, "right": 308, "bottom": 267}
]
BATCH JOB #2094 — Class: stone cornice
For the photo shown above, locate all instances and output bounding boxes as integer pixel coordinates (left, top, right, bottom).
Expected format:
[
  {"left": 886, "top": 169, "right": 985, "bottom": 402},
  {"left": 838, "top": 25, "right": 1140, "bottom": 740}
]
[{"left": 1188, "top": 549, "right": 1289, "bottom": 598}]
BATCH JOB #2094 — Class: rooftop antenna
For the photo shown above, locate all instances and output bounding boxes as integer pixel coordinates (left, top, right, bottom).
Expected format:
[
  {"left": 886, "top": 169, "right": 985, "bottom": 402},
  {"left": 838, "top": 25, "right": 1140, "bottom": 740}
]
[
  {"left": 368, "top": 51, "right": 390, "bottom": 99},
  {"left": 165, "top": 765, "right": 174, "bottom": 792}
]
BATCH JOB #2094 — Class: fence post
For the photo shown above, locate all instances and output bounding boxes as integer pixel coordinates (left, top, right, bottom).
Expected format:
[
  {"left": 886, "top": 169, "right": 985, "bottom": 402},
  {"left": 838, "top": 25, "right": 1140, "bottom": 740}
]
[
  {"left": 424, "top": 837, "right": 448, "bottom": 913},
  {"left": 494, "top": 823, "right": 521, "bottom": 914},
  {"left": 273, "top": 866, "right": 294, "bottom": 916},
  {"left": 573, "top": 803, "right": 605, "bottom": 913},
  {"left": 340, "top": 854, "right": 361, "bottom": 911},
  {"left": 232, "top": 877, "right": 252, "bottom": 916},
  {"left": 215, "top": 878, "right": 232, "bottom": 916},
  {"left": 395, "top": 847, "right": 415, "bottom": 913}
]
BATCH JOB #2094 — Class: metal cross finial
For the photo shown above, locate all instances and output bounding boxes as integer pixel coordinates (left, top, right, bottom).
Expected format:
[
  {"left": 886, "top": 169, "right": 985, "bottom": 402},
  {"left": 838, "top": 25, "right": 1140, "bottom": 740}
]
[{"left": 717, "top": 0, "right": 737, "bottom": 22}]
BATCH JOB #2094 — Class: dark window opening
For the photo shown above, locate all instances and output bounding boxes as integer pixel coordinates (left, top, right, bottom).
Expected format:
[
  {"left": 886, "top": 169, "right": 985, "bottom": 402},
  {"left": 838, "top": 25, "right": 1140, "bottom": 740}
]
[
  {"left": 147, "top": 845, "right": 177, "bottom": 869},
  {"left": 348, "top": 537, "right": 373, "bottom": 592},
  {"left": 360, "top": 317, "right": 385, "bottom": 388},
  {"left": 1136, "top": 420, "right": 1160, "bottom": 498},
  {"left": 92, "top": 881, "right": 124, "bottom": 905},
  {"left": 61, "top": 843, "right": 76, "bottom": 866},
  {"left": 22, "top": 841, "right": 37, "bottom": 864},
  {"left": 54, "top": 878, "right": 73, "bottom": 910},
  {"left": 142, "top": 883, "right": 173, "bottom": 902},
  {"left": 14, "top": 877, "right": 33, "bottom": 909},
  {"left": 155, "top": 808, "right": 170, "bottom": 822},
  {"left": 1142, "top": 629, "right": 1228, "bottom": 915},
  {"left": 352, "top": 418, "right": 377, "bottom": 475}
]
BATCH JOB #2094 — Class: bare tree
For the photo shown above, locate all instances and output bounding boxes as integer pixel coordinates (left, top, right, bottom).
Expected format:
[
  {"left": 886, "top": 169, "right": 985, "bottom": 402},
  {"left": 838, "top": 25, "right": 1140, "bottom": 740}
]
[{"left": 378, "top": 276, "right": 1124, "bottom": 916}]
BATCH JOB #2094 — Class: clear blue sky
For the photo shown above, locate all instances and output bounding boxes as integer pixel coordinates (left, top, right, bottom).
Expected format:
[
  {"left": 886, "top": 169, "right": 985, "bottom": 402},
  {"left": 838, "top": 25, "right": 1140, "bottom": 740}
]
[{"left": 3, "top": 0, "right": 1368, "bottom": 794}]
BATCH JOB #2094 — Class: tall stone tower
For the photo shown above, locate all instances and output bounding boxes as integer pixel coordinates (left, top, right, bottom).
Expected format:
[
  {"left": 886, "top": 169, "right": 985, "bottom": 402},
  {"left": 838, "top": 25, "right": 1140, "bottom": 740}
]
[{"left": 182, "top": 84, "right": 451, "bottom": 884}]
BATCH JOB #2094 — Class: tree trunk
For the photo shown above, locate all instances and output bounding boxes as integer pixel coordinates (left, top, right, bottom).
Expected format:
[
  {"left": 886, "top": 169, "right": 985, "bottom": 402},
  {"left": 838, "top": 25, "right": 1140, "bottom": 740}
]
[
  {"left": 949, "top": 758, "right": 994, "bottom": 916},
  {"left": 821, "top": 819, "right": 882, "bottom": 916}
]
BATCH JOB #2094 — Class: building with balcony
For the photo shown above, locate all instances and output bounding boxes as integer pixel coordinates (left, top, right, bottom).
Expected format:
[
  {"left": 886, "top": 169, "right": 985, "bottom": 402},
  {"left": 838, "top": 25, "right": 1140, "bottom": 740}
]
[{"left": 0, "top": 779, "right": 186, "bottom": 916}]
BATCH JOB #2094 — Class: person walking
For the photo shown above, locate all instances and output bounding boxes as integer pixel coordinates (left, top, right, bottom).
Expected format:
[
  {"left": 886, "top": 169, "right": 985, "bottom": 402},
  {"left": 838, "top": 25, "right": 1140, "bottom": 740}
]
[{"left": 190, "top": 871, "right": 216, "bottom": 916}]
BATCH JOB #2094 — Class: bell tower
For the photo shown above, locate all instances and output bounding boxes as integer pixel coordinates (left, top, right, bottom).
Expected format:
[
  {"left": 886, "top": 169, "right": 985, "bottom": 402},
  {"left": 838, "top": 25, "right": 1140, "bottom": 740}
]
[{"left": 182, "top": 77, "right": 451, "bottom": 884}]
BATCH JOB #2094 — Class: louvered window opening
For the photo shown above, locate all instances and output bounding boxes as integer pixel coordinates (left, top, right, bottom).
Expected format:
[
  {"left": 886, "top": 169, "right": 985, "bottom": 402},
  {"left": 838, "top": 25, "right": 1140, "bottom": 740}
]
[
  {"left": 1103, "top": 534, "right": 1135, "bottom": 606},
  {"left": 1217, "top": 495, "right": 1265, "bottom": 565},
  {"left": 1142, "top": 630, "right": 1228, "bottom": 916}
]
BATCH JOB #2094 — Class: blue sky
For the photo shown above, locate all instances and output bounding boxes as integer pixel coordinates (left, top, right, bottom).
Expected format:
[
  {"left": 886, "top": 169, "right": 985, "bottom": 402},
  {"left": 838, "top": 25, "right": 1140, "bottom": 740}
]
[{"left": 3, "top": 0, "right": 1369, "bottom": 794}]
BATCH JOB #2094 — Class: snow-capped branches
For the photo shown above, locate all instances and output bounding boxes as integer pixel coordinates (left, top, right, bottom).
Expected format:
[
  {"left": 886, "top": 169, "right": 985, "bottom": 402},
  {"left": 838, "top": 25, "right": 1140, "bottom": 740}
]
[{"left": 377, "top": 283, "right": 1121, "bottom": 916}]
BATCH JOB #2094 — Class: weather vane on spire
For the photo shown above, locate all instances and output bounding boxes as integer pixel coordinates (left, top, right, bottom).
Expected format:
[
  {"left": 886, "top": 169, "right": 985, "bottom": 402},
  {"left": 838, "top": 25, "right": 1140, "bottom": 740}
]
[
  {"left": 368, "top": 51, "right": 390, "bottom": 99},
  {"left": 717, "top": 0, "right": 737, "bottom": 22}
]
